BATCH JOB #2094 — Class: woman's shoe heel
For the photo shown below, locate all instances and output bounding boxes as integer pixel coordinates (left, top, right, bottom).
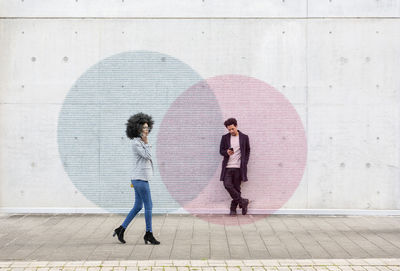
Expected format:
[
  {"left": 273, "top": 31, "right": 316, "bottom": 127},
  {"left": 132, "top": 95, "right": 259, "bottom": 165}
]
[
  {"left": 143, "top": 231, "right": 160, "bottom": 245},
  {"left": 113, "top": 226, "right": 126, "bottom": 244}
]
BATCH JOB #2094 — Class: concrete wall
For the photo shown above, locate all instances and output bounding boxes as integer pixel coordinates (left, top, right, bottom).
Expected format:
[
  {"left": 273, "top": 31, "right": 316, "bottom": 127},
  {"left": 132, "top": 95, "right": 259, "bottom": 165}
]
[{"left": 0, "top": 1, "right": 399, "bottom": 214}]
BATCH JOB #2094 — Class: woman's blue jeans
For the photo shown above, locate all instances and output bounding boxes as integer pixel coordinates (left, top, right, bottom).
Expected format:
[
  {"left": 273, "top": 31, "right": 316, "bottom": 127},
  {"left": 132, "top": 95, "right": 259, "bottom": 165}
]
[{"left": 122, "top": 179, "right": 153, "bottom": 232}]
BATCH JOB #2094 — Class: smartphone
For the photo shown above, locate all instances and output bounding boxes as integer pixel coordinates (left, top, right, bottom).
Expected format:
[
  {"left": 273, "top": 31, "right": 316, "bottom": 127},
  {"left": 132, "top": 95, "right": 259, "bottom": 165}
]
[{"left": 229, "top": 147, "right": 234, "bottom": 151}]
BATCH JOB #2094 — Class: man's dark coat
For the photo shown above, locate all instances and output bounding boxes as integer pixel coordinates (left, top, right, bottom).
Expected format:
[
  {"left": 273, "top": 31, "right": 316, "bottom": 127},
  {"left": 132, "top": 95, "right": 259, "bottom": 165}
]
[{"left": 219, "top": 130, "right": 250, "bottom": 182}]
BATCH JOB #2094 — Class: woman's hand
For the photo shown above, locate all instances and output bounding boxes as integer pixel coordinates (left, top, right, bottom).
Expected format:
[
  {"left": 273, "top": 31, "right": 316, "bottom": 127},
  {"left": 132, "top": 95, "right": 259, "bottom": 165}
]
[{"left": 141, "top": 134, "right": 148, "bottom": 144}]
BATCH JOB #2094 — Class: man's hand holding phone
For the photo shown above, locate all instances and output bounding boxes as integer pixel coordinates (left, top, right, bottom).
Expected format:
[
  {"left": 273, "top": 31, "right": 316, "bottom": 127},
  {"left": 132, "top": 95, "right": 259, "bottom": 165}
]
[{"left": 227, "top": 147, "right": 234, "bottom": 156}]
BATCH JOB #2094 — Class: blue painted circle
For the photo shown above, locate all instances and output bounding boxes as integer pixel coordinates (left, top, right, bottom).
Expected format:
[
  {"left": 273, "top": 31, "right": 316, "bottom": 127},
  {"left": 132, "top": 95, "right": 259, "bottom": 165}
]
[{"left": 57, "top": 51, "right": 204, "bottom": 212}]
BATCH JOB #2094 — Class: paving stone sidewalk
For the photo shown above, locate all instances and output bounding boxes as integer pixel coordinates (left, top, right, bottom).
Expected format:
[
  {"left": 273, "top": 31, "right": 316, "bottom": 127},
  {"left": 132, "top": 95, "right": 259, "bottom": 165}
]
[
  {"left": 1, "top": 259, "right": 400, "bottom": 271},
  {"left": 1, "top": 214, "right": 400, "bottom": 261}
]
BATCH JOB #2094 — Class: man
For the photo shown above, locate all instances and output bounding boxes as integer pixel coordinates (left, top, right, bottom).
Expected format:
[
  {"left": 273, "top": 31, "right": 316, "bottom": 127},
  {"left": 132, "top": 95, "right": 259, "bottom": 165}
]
[{"left": 219, "top": 118, "right": 250, "bottom": 215}]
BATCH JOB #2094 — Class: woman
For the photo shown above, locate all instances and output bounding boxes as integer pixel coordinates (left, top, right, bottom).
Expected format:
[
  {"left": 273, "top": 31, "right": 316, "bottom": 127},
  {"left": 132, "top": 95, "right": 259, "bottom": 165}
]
[{"left": 113, "top": 112, "right": 160, "bottom": 245}]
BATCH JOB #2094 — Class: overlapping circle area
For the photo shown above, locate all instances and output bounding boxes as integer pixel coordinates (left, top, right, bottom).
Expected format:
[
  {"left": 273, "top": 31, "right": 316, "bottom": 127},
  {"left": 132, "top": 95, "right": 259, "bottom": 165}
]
[{"left": 58, "top": 51, "right": 307, "bottom": 225}]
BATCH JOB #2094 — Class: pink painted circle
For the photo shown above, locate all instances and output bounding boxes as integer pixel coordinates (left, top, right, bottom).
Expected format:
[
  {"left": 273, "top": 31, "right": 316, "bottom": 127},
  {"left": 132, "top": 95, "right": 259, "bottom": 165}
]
[{"left": 156, "top": 74, "right": 307, "bottom": 225}]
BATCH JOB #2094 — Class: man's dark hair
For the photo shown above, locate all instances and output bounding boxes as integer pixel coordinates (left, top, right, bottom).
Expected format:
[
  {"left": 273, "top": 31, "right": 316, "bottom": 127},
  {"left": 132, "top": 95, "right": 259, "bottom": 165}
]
[
  {"left": 224, "top": 118, "right": 237, "bottom": 127},
  {"left": 126, "top": 112, "right": 154, "bottom": 139}
]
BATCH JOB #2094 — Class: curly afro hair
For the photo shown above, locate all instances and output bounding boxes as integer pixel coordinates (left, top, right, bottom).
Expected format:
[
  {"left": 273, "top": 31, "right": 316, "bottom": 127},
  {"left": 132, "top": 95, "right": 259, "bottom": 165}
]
[{"left": 126, "top": 112, "right": 154, "bottom": 139}]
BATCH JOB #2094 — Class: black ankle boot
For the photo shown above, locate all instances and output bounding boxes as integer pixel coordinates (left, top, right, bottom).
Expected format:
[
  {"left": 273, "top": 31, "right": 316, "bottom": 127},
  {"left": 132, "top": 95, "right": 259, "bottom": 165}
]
[
  {"left": 144, "top": 231, "right": 160, "bottom": 245},
  {"left": 113, "top": 225, "right": 126, "bottom": 244}
]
